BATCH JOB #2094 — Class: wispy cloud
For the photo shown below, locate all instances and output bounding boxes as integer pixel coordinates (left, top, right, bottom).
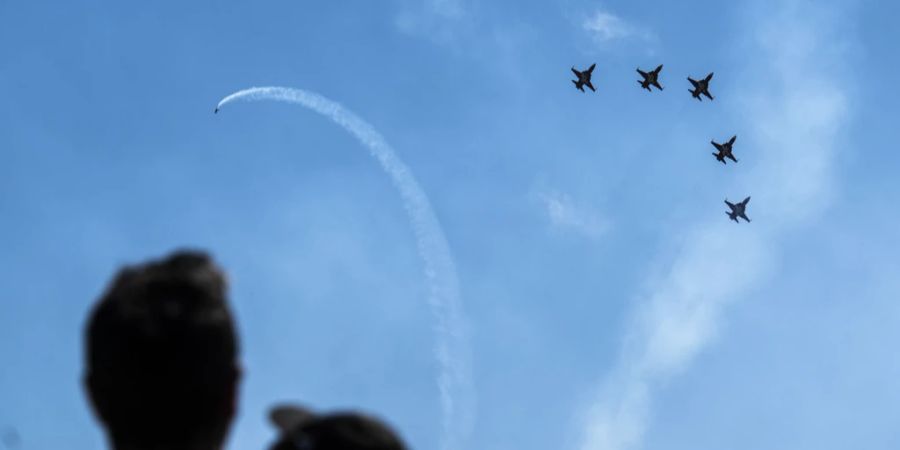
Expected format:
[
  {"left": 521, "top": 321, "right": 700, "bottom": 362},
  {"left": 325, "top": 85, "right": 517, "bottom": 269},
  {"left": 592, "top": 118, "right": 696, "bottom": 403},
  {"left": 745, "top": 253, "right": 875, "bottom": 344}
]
[
  {"left": 537, "top": 190, "right": 610, "bottom": 240},
  {"left": 578, "top": 2, "right": 854, "bottom": 450},
  {"left": 580, "top": 9, "right": 655, "bottom": 49},
  {"left": 394, "top": 0, "right": 473, "bottom": 44}
]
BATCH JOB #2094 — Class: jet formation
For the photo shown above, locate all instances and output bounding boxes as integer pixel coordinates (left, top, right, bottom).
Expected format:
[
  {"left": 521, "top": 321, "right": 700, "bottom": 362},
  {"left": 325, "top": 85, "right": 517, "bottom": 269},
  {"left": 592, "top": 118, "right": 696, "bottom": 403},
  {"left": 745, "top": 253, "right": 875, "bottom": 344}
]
[
  {"left": 566, "top": 63, "right": 752, "bottom": 223},
  {"left": 215, "top": 62, "right": 752, "bottom": 223},
  {"left": 711, "top": 135, "right": 738, "bottom": 164}
]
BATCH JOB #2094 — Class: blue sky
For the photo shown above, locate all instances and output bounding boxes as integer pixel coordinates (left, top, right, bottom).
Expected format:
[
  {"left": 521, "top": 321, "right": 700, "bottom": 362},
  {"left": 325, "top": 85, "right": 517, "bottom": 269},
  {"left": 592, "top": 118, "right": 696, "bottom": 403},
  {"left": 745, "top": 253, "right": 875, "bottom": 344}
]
[{"left": 1, "top": 0, "right": 899, "bottom": 449}]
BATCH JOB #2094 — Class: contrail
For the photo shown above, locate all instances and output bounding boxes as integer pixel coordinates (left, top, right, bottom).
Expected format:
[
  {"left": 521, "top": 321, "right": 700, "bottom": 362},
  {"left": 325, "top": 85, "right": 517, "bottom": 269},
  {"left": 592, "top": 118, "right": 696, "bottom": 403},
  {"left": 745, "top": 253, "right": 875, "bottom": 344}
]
[{"left": 216, "top": 87, "right": 475, "bottom": 450}]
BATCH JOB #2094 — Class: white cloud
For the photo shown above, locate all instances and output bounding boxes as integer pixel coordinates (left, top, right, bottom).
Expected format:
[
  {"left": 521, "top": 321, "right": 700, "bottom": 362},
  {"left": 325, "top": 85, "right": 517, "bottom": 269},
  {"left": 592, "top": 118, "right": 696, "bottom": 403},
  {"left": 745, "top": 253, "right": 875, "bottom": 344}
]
[
  {"left": 537, "top": 190, "right": 610, "bottom": 240},
  {"left": 581, "top": 10, "right": 655, "bottom": 47},
  {"left": 578, "top": 2, "right": 854, "bottom": 450}
]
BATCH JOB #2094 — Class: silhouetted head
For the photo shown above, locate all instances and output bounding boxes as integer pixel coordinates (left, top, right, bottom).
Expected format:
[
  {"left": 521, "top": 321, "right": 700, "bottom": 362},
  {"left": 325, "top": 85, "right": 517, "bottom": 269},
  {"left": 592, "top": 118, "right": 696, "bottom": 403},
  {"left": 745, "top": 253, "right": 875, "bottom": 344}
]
[
  {"left": 83, "top": 250, "right": 241, "bottom": 450},
  {"left": 268, "top": 405, "right": 408, "bottom": 450}
]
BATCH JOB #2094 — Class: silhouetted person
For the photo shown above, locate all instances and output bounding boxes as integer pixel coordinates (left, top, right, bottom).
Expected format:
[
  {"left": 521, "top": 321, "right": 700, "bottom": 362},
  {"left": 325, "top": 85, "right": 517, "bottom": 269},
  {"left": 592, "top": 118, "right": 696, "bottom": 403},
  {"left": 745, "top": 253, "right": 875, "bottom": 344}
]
[
  {"left": 83, "top": 250, "right": 241, "bottom": 450},
  {"left": 268, "top": 404, "right": 408, "bottom": 450}
]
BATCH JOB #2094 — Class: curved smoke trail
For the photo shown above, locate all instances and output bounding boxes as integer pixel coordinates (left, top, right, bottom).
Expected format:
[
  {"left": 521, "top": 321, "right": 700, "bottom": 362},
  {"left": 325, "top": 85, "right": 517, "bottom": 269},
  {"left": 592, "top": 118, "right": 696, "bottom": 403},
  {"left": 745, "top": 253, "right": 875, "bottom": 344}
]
[{"left": 216, "top": 87, "right": 474, "bottom": 450}]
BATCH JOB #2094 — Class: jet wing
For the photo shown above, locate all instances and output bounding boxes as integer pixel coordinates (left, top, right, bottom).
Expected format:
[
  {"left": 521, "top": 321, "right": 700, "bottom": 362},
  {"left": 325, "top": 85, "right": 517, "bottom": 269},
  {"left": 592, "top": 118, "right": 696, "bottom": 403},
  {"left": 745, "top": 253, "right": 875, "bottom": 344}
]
[
  {"left": 742, "top": 196, "right": 751, "bottom": 205},
  {"left": 637, "top": 68, "right": 648, "bottom": 77},
  {"left": 587, "top": 63, "right": 596, "bottom": 73},
  {"left": 705, "top": 72, "right": 714, "bottom": 82},
  {"left": 571, "top": 67, "right": 581, "bottom": 77},
  {"left": 654, "top": 64, "right": 663, "bottom": 73},
  {"left": 688, "top": 77, "right": 700, "bottom": 88}
]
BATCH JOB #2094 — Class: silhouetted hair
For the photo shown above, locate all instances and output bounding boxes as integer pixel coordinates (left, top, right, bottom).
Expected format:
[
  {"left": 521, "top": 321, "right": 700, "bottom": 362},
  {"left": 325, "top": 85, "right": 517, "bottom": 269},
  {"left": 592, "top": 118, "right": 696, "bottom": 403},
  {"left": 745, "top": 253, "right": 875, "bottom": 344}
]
[
  {"left": 269, "top": 405, "right": 408, "bottom": 450},
  {"left": 84, "top": 250, "right": 240, "bottom": 448}
]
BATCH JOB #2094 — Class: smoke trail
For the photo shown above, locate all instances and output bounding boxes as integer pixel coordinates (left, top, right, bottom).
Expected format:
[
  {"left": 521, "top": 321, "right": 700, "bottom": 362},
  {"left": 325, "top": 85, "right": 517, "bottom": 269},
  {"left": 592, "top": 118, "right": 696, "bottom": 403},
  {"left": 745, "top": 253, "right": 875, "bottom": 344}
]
[{"left": 216, "top": 87, "right": 475, "bottom": 450}]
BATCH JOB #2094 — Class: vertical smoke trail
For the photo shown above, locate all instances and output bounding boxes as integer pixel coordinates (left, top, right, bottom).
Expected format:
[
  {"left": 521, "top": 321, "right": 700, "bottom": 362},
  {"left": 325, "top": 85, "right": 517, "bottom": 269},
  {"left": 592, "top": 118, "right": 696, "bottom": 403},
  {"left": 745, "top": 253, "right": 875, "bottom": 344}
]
[{"left": 216, "top": 87, "right": 475, "bottom": 450}]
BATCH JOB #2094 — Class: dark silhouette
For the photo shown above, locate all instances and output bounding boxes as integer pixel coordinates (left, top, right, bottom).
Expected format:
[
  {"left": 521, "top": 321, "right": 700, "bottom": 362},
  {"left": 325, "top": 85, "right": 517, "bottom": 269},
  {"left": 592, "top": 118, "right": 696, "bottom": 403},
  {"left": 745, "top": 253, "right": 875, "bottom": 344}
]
[
  {"left": 711, "top": 135, "right": 739, "bottom": 164},
  {"left": 83, "top": 250, "right": 241, "bottom": 450},
  {"left": 636, "top": 64, "right": 664, "bottom": 91},
  {"left": 725, "top": 196, "right": 752, "bottom": 223},
  {"left": 688, "top": 72, "right": 715, "bottom": 101},
  {"left": 268, "top": 404, "right": 408, "bottom": 450},
  {"left": 571, "top": 64, "right": 597, "bottom": 92}
]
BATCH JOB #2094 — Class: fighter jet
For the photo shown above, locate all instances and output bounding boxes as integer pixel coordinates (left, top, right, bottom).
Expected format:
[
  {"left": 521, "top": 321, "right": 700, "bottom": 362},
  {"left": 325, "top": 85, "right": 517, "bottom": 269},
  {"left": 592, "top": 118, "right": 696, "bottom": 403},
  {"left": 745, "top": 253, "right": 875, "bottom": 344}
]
[
  {"left": 711, "top": 135, "right": 738, "bottom": 164},
  {"left": 571, "top": 64, "right": 597, "bottom": 92},
  {"left": 214, "top": 107, "right": 219, "bottom": 114},
  {"left": 688, "top": 72, "right": 715, "bottom": 101},
  {"left": 637, "top": 64, "right": 664, "bottom": 92},
  {"left": 725, "top": 196, "right": 751, "bottom": 223}
]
